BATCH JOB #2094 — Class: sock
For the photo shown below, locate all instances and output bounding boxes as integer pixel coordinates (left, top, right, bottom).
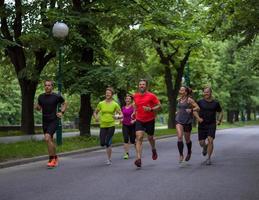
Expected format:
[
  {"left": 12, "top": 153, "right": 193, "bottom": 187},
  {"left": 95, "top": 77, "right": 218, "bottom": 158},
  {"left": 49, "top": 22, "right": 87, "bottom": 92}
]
[
  {"left": 49, "top": 156, "right": 54, "bottom": 161},
  {"left": 177, "top": 141, "right": 184, "bottom": 156},
  {"left": 186, "top": 141, "right": 192, "bottom": 155}
]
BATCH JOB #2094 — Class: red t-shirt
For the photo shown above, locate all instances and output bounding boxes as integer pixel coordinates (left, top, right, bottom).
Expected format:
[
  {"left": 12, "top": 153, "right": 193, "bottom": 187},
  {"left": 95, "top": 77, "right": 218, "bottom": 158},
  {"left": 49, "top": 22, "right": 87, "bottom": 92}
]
[{"left": 133, "top": 92, "right": 160, "bottom": 122}]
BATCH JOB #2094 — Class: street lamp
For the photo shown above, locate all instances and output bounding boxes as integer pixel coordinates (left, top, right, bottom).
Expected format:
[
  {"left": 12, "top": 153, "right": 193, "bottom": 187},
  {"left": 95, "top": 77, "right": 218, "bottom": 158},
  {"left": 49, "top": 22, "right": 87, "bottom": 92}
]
[{"left": 52, "top": 22, "right": 69, "bottom": 145}]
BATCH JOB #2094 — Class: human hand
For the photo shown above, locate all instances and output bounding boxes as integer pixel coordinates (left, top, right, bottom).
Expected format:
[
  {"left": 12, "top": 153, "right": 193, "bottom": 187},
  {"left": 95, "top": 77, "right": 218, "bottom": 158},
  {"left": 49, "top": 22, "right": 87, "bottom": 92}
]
[
  {"left": 198, "top": 117, "right": 204, "bottom": 123},
  {"left": 143, "top": 106, "right": 152, "bottom": 112},
  {"left": 56, "top": 112, "right": 63, "bottom": 118},
  {"left": 185, "top": 109, "right": 192, "bottom": 113}
]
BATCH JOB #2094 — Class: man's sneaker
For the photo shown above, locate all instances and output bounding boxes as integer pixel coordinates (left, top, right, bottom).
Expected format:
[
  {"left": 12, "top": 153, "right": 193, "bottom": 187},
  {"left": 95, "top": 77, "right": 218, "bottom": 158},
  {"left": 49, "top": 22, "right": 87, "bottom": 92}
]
[
  {"left": 47, "top": 159, "right": 56, "bottom": 168},
  {"left": 123, "top": 153, "right": 129, "bottom": 160},
  {"left": 206, "top": 158, "right": 212, "bottom": 165},
  {"left": 134, "top": 159, "right": 141, "bottom": 168},
  {"left": 152, "top": 149, "right": 158, "bottom": 160},
  {"left": 202, "top": 145, "right": 208, "bottom": 156},
  {"left": 105, "top": 159, "right": 112, "bottom": 165},
  {"left": 185, "top": 152, "right": 192, "bottom": 162}
]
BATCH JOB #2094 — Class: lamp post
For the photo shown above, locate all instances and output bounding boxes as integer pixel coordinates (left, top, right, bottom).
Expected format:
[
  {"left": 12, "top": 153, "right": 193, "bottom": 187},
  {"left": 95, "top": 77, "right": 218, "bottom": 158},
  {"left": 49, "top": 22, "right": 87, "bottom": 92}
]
[{"left": 52, "top": 22, "right": 69, "bottom": 145}]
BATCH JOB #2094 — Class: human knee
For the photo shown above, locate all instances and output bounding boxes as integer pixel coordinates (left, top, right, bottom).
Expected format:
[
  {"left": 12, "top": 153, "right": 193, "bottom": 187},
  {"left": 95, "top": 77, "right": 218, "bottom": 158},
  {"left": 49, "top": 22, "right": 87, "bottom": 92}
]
[
  {"left": 199, "top": 140, "right": 205, "bottom": 147},
  {"left": 44, "top": 134, "right": 52, "bottom": 143},
  {"left": 207, "top": 137, "right": 214, "bottom": 144},
  {"left": 148, "top": 135, "right": 154, "bottom": 141}
]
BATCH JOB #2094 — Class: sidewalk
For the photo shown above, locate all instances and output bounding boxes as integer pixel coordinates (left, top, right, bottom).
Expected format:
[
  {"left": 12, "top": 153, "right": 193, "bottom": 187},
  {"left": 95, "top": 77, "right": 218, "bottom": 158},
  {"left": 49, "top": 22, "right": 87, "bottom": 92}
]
[{"left": 0, "top": 126, "right": 168, "bottom": 144}]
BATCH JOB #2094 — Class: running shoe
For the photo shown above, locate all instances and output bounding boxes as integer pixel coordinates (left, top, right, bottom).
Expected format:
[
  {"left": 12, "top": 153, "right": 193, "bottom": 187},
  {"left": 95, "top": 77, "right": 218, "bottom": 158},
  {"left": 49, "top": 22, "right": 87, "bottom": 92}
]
[
  {"left": 202, "top": 144, "right": 208, "bottom": 156},
  {"left": 152, "top": 149, "right": 158, "bottom": 160},
  {"left": 47, "top": 159, "right": 56, "bottom": 168},
  {"left": 105, "top": 159, "right": 112, "bottom": 165},
  {"left": 179, "top": 155, "right": 184, "bottom": 163},
  {"left": 185, "top": 152, "right": 192, "bottom": 162},
  {"left": 134, "top": 159, "right": 141, "bottom": 168},
  {"left": 206, "top": 158, "right": 212, "bottom": 165},
  {"left": 123, "top": 153, "right": 129, "bottom": 160}
]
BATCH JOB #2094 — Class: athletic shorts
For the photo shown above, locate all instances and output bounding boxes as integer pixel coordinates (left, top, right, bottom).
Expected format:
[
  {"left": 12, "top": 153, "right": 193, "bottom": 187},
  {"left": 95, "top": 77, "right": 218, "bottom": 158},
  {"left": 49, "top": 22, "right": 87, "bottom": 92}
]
[
  {"left": 100, "top": 126, "right": 115, "bottom": 147},
  {"left": 198, "top": 124, "right": 216, "bottom": 140},
  {"left": 176, "top": 123, "right": 192, "bottom": 132},
  {"left": 135, "top": 120, "right": 155, "bottom": 136},
  {"left": 43, "top": 119, "right": 58, "bottom": 136},
  {"left": 122, "top": 124, "right": 136, "bottom": 144}
]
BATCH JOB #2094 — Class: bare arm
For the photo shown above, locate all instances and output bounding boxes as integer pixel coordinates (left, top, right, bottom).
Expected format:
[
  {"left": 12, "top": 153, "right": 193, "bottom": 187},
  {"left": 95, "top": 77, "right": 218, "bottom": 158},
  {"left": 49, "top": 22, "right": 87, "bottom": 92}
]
[
  {"left": 143, "top": 103, "right": 161, "bottom": 112},
  {"left": 34, "top": 103, "right": 42, "bottom": 111},
  {"left": 217, "top": 111, "right": 223, "bottom": 125},
  {"left": 93, "top": 108, "right": 100, "bottom": 122},
  {"left": 57, "top": 101, "right": 68, "bottom": 118}
]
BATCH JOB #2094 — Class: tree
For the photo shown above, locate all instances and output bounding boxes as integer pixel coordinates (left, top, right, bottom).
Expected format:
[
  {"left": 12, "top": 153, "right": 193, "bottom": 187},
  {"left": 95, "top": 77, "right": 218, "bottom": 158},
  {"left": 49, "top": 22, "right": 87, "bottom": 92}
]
[{"left": 0, "top": 0, "right": 57, "bottom": 134}]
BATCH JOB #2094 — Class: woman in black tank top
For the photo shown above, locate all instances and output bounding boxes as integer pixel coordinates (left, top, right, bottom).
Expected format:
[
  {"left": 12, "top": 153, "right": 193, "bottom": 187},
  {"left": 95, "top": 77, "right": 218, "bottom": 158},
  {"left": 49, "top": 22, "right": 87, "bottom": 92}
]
[{"left": 175, "top": 86, "right": 200, "bottom": 163}]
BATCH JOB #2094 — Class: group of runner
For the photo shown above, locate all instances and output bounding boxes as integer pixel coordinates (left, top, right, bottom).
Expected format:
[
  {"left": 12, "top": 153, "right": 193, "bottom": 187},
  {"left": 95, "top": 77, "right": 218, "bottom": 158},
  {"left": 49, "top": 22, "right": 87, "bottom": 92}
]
[{"left": 35, "top": 79, "right": 223, "bottom": 168}]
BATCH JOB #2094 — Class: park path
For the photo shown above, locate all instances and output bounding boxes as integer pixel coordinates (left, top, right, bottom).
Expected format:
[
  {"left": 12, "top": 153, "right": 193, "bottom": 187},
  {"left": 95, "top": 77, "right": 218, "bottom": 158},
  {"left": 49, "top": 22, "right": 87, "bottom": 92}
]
[{"left": 0, "top": 126, "right": 259, "bottom": 200}]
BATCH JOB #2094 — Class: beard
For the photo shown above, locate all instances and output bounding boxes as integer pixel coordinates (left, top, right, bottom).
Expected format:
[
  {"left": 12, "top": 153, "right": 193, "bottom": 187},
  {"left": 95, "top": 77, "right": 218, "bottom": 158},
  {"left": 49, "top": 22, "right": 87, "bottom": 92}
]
[{"left": 139, "top": 88, "right": 146, "bottom": 93}]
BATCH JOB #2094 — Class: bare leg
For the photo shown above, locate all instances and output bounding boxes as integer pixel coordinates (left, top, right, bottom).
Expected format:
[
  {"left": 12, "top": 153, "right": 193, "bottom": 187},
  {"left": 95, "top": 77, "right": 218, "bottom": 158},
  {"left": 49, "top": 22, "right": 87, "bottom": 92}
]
[
  {"left": 106, "top": 146, "right": 112, "bottom": 160},
  {"left": 147, "top": 135, "right": 156, "bottom": 150},
  {"left": 207, "top": 136, "right": 214, "bottom": 159},
  {"left": 135, "top": 131, "right": 144, "bottom": 160},
  {"left": 124, "top": 143, "right": 129, "bottom": 154},
  {"left": 44, "top": 133, "right": 56, "bottom": 157}
]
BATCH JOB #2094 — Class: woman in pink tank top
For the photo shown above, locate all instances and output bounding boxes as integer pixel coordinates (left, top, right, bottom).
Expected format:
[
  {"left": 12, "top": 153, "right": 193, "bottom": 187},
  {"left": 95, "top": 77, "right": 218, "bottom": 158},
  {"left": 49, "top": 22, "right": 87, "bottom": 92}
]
[{"left": 121, "top": 94, "right": 136, "bottom": 159}]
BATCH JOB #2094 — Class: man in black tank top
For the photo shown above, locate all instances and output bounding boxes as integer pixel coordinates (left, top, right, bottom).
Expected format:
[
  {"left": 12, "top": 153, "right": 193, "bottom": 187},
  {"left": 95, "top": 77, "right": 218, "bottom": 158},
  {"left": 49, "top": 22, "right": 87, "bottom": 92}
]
[
  {"left": 196, "top": 87, "right": 223, "bottom": 165},
  {"left": 35, "top": 80, "right": 67, "bottom": 168}
]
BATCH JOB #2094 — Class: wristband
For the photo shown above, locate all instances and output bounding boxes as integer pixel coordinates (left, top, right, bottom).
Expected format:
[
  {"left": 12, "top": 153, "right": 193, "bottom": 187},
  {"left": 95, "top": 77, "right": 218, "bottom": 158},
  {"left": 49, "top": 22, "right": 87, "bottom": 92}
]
[{"left": 61, "top": 111, "right": 65, "bottom": 114}]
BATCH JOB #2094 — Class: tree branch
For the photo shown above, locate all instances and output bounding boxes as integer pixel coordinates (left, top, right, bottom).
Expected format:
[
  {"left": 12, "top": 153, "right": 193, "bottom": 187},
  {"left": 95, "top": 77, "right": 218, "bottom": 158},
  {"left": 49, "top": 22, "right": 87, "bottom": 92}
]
[
  {"left": 0, "top": 0, "right": 12, "bottom": 40},
  {"left": 14, "top": 0, "right": 22, "bottom": 40}
]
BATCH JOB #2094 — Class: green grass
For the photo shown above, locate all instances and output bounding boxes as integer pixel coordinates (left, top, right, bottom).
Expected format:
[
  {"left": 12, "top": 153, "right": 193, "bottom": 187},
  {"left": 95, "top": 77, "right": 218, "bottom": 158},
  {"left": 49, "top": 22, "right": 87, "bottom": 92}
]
[{"left": 0, "top": 120, "right": 259, "bottom": 162}]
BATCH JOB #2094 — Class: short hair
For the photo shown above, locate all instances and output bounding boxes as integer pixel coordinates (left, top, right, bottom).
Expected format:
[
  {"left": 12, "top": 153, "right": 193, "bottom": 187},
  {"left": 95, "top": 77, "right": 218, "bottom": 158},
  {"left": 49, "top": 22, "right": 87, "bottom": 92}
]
[
  {"left": 139, "top": 79, "right": 148, "bottom": 85},
  {"left": 106, "top": 87, "right": 114, "bottom": 94},
  {"left": 203, "top": 86, "right": 212, "bottom": 93},
  {"left": 44, "top": 80, "right": 54, "bottom": 87}
]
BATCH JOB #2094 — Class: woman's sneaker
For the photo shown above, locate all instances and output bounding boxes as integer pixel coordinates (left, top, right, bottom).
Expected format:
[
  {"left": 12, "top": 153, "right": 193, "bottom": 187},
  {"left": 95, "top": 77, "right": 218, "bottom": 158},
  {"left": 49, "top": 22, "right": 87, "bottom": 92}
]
[{"left": 123, "top": 153, "right": 129, "bottom": 159}]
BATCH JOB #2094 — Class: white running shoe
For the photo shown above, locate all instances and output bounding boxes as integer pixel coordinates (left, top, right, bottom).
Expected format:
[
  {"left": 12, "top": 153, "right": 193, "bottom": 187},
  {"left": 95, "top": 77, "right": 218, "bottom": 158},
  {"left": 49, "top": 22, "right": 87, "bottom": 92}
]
[
  {"left": 105, "top": 159, "right": 112, "bottom": 165},
  {"left": 206, "top": 158, "right": 212, "bottom": 165}
]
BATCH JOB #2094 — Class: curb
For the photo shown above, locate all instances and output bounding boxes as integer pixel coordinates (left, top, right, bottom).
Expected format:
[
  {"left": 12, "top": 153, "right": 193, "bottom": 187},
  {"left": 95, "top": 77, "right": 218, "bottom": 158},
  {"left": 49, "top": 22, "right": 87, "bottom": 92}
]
[{"left": 0, "top": 134, "right": 177, "bottom": 169}]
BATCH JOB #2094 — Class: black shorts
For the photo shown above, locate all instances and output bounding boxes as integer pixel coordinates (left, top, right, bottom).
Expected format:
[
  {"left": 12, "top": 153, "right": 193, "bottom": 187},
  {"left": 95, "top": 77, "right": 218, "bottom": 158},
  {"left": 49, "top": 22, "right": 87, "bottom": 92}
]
[
  {"left": 176, "top": 123, "right": 192, "bottom": 132},
  {"left": 43, "top": 119, "right": 58, "bottom": 136},
  {"left": 198, "top": 124, "right": 216, "bottom": 140},
  {"left": 100, "top": 126, "right": 115, "bottom": 147},
  {"left": 135, "top": 120, "right": 155, "bottom": 136},
  {"left": 122, "top": 124, "right": 136, "bottom": 144}
]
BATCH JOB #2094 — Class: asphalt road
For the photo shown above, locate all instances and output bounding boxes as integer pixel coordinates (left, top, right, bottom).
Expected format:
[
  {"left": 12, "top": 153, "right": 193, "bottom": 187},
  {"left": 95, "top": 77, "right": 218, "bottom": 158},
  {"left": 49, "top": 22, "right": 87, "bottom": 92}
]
[{"left": 1, "top": 126, "right": 259, "bottom": 200}]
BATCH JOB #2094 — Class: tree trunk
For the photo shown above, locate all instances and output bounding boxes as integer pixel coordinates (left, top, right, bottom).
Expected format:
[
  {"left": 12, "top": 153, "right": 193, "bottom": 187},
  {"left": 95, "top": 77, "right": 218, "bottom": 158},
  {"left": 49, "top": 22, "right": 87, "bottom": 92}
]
[
  {"left": 79, "top": 94, "right": 93, "bottom": 136},
  {"left": 234, "top": 110, "right": 239, "bottom": 122},
  {"left": 164, "top": 66, "right": 176, "bottom": 128},
  {"left": 227, "top": 110, "right": 234, "bottom": 123},
  {"left": 20, "top": 79, "right": 37, "bottom": 134},
  {"left": 246, "top": 106, "right": 251, "bottom": 121}
]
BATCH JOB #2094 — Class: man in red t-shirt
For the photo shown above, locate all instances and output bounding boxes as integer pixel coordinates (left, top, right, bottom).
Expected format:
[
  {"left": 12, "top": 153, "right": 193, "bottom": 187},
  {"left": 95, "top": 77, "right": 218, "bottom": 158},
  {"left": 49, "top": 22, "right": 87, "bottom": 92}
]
[{"left": 133, "top": 79, "right": 161, "bottom": 168}]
